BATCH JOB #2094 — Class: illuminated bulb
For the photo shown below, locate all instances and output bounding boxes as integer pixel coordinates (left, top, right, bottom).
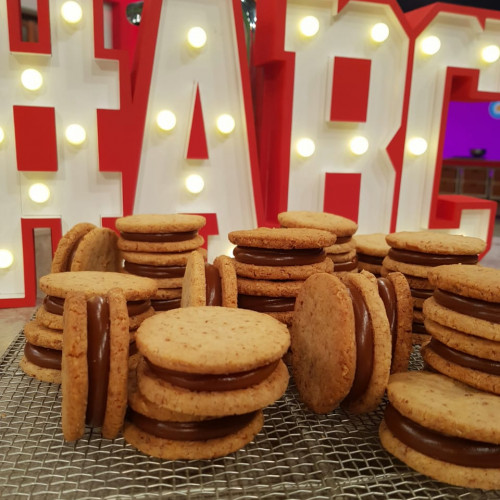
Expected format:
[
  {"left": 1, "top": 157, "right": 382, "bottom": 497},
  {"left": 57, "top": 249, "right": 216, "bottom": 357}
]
[
  {"left": 216, "top": 114, "right": 235, "bottom": 135},
  {"left": 299, "top": 16, "right": 320, "bottom": 38},
  {"left": 187, "top": 27, "right": 207, "bottom": 48},
  {"left": 156, "top": 110, "right": 177, "bottom": 131},
  {"left": 296, "top": 138, "right": 315, "bottom": 158},
  {"left": 408, "top": 137, "right": 428, "bottom": 156},
  {"left": 185, "top": 174, "right": 205, "bottom": 194},
  {"left": 481, "top": 45, "right": 500, "bottom": 63},
  {"left": 420, "top": 36, "right": 441, "bottom": 55},
  {"left": 21, "top": 69, "right": 43, "bottom": 91},
  {"left": 349, "top": 136, "right": 369, "bottom": 155},
  {"left": 0, "top": 127, "right": 5, "bottom": 144},
  {"left": 371, "top": 23, "right": 389, "bottom": 43},
  {"left": 0, "top": 249, "right": 14, "bottom": 269},
  {"left": 61, "top": 1, "right": 83, "bottom": 24},
  {"left": 28, "top": 183, "right": 51, "bottom": 203},
  {"left": 65, "top": 124, "right": 86, "bottom": 145}
]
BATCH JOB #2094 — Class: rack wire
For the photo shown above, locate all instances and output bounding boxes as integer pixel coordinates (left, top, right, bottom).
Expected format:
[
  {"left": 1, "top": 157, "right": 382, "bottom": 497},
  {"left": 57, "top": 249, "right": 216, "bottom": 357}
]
[{"left": 0, "top": 332, "right": 496, "bottom": 499}]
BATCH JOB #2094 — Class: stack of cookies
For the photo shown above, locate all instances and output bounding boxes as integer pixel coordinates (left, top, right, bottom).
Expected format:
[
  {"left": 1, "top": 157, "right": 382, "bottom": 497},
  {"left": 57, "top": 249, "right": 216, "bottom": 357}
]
[
  {"left": 382, "top": 231, "right": 486, "bottom": 344},
  {"left": 124, "top": 306, "right": 290, "bottom": 459},
  {"left": 421, "top": 264, "right": 500, "bottom": 395},
  {"left": 354, "top": 233, "right": 390, "bottom": 277},
  {"left": 227, "top": 227, "right": 335, "bottom": 325},
  {"left": 278, "top": 211, "right": 359, "bottom": 273},
  {"left": 116, "top": 214, "right": 206, "bottom": 312},
  {"left": 20, "top": 272, "right": 157, "bottom": 385}
]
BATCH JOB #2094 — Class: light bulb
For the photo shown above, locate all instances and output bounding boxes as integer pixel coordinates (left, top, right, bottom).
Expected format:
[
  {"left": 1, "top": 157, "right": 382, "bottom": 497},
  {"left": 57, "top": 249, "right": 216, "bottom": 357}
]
[
  {"left": 185, "top": 174, "right": 205, "bottom": 194},
  {"left": 216, "top": 114, "right": 235, "bottom": 135},
  {"left": 61, "top": 1, "right": 83, "bottom": 24},
  {"left": 28, "top": 183, "right": 51, "bottom": 203},
  {"left": 349, "top": 136, "right": 369, "bottom": 155},
  {"left": 296, "top": 138, "right": 315, "bottom": 158},
  {"left": 420, "top": 36, "right": 441, "bottom": 55},
  {"left": 21, "top": 69, "right": 43, "bottom": 91},
  {"left": 0, "top": 127, "right": 5, "bottom": 144},
  {"left": 187, "top": 27, "right": 207, "bottom": 48},
  {"left": 65, "top": 124, "right": 86, "bottom": 145},
  {"left": 0, "top": 249, "right": 14, "bottom": 269},
  {"left": 299, "top": 16, "right": 320, "bottom": 38},
  {"left": 371, "top": 23, "right": 389, "bottom": 43},
  {"left": 156, "top": 110, "right": 177, "bottom": 131},
  {"left": 481, "top": 45, "right": 500, "bottom": 63},
  {"left": 408, "top": 137, "right": 428, "bottom": 156}
]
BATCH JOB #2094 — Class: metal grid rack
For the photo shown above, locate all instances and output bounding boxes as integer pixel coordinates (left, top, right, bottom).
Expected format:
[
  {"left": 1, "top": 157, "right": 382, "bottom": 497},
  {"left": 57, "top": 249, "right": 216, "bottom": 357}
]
[{"left": 0, "top": 332, "right": 496, "bottom": 499}]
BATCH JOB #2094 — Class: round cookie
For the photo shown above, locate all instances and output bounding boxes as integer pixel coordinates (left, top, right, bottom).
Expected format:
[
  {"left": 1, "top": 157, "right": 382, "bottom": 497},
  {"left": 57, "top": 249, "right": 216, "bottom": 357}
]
[
  {"left": 380, "top": 371, "right": 500, "bottom": 490},
  {"left": 61, "top": 288, "right": 130, "bottom": 441},
  {"left": 181, "top": 252, "right": 237, "bottom": 308},
  {"left": 278, "top": 210, "right": 357, "bottom": 237},
  {"left": 354, "top": 233, "right": 390, "bottom": 275},
  {"left": 51, "top": 222, "right": 95, "bottom": 272}
]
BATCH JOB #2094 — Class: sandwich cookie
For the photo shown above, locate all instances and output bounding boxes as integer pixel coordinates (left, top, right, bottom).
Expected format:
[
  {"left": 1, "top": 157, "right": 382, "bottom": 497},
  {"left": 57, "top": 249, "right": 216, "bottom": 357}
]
[
  {"left": 228, "top": 227, "right": 335, "bottom": 325},
  {"left": 51, "top": 222, "right": 120, "bottom": 273},
  {"left": 116, "top": 214, "right": 206, "bottom": 312},
  {"left": 124, "top": 306, "right": 290, "bottom": 459},
  {"left": 422, "top": 265, "right": 500, "bottom": 395},
  {"left": 382, "top": 231, "right": 486, "bottom": 344},
  {"left": 380, "top": 371, "right": 500, "bottom": 490},
  {"left": 354, "top": 233, "right": 390, "bottom": 276},
  {"left": 34, "top": 271, "right": 157, "bottom": 371},
  {"left": 278, "top": 211, "right": 359, "bottom": 273},
  {"left": 291, "top": 272, "right": 391, "bottom": 414},
  {"left": 181, "top": 252, "right": 237, "bottom": 308},
  {"left": 62, "top": 289, "right": 129, "bottom": 441}
]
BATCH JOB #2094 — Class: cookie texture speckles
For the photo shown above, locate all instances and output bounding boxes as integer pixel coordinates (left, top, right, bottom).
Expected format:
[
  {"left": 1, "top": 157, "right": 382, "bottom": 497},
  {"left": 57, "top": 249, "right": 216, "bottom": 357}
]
[
  {"left": 278, "top": 211, "right": 357, "bottom": 236},
  {"left": 116, "top": 214, "right": 206, "bottom": 233}
]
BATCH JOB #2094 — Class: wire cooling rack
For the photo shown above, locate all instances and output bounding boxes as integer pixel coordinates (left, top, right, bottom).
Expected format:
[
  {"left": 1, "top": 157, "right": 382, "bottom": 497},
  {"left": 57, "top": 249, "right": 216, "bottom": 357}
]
[{"left": 0, "top": 331, "right": 497, "bottom": 500}]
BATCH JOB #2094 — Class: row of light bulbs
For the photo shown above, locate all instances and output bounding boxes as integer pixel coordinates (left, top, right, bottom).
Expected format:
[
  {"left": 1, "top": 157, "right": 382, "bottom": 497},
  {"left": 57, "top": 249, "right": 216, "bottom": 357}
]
[
  {"left": 298, "top": 15, "right": 500, "bottom": 62},
  {"left": 296, "top": 135, "right": 428, "bottom": 158}
]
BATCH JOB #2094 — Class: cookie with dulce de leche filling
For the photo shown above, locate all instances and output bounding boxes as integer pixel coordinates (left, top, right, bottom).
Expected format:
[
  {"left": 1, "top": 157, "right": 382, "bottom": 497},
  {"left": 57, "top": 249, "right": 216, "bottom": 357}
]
[
  {"left": 228, "top": 227, "right": 335, "bottom": 325},
  {"left": 278, "top": 211, "right": 359, "bottom": 273},
  {"left": 124, "top": 306, "right": 290, "bottom": 459},
  {"left": 422, "top": 264, "right": 500, "bottom": 395},
  {"left": 116, "top": 214, "right": 206, "bottom": 312},
  {"left": 354, "top": 233, "right": 390, "bottom": 277},
  {"left": 380, "top": 371, "right": 500, "bottom": 490}
]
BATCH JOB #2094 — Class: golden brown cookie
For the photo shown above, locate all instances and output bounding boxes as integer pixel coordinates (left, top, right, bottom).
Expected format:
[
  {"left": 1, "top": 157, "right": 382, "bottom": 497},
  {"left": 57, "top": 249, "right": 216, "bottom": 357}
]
[
  {"left": 380, "top": 371, "right": 500, "bottom": 490},
  {"left": 354, "top": 233, "right": 390, "bottom": 276}
]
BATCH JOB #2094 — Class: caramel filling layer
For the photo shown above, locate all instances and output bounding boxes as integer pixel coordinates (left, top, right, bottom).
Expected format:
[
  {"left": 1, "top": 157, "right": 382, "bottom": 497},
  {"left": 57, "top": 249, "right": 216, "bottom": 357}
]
[
  {"left": 412, "top": 321, "right": 428, "bottom": 334},
  {"left": 332, "top": 256, "right": 359, "bottom": 272},
  {"left": 124, "top": 261, "right": 185, "bottom": 279},
  {"left": 357, "top": 253, "right": 384, "bottom": 266},
  {"left": 384, "top": 403, "right": 500, "bottom": 468},
  {"left": 24, "top": 342, "right": 61, "bottom": 370},
  {"left": 120, "top": 230, "right": 198, "bottom": 243},
  {"left": 428, "top": 339, "right": 500, "bottom": 376},
  {"left": 128, "top": 409, "right": 257, "bottom": 441},
  {"left": 410, "top": 288, "right": 433, "bottom": 300},
  {"left": 147, "top": 359, "right": 280, "bottom": 392},
  {"left": 342, "top": 283, "right": 374, "bottom": 406},
  {"left": 86, "top": 296, "right": 110, "bottom": 428},
  {"left": 43, "top": 295, "right": 151, "bottom": 317},
  {"left": 433, "top": 289, "right": 500, "bottom": 323},
  {"left": 388, "top": 248, "right": 478, "bottom": 266},
  {"left": 377, "top": 278, "right": 397, "bottom": 357},
  {"left": 233, "top": 246, "right": 325, "bottom": 266},
  {"left": 238, "top": 294, "right": 295, "bottom": 313},
  {"left": 205, "top": 264, "right": 222, "bottom": 306},
  {"left": 151, "top": 297, "right": 181, "bottom": 312}
]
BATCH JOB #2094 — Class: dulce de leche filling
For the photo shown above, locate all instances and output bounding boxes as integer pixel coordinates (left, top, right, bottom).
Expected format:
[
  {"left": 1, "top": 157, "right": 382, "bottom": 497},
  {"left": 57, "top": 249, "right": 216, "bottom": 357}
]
[
  {"left": 128, "top": 409, "right": 257, "bottom": 441},
  {"left": 428, "top": 338, "right": 500, "bottom": 376},
  {"left": 377, "top": 278, "right": 397, "bottom": 356},
  {"left": 233, "top": 246, "right": 325, "bottom": 267},
  {"left": 24, "top": 343, "right": 62, "bottom": 370},
  {"left": 342, "top": 283, "right": 374, "bottom": 406},
  {"left": 433, "top": 289, "right": 500, "bottom": 323},
  {"left": 205, "top": 263, "right": 222, "bottom": 306},
  {"left": 388, "top": 248, "right": 478, "bottom": 266},
  {"left": 86, "top": 296, "right": 111, "bottom": 428},
  {"left": 332, "top": 255, "right": 359, "bottom": 272},
  {"left": 238, "top": 295, "right": 295, "bottom": 313},
  {"left": 120, "top": 230, "right": 198, "bottom": 243},
  {"left": 146, "top": 359, "right": 280, "bottom": 392},
  {"left": 124, "top": 261, "right": 185, "bottom": 279},
  {"left": 384, "top": 403, "right": 500, "bottom": 468},
  {"left": 151, "top": 297, "right": 181, "bottom": 312}
]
